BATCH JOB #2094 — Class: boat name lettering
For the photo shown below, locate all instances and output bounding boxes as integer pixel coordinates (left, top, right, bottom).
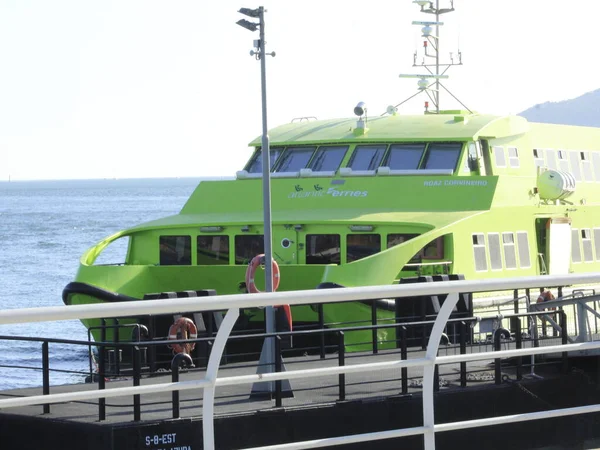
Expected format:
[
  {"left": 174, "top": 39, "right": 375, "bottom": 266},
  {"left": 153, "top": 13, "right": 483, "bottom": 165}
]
[
  {"left": 288, "top": 187, "right": 368, "bottom": 199},
  {"left": 423, "top": 180, "right": 488, "bottom": 187},
  {"left": 144, "top": 433, "right": 185, "bottom": 448}
]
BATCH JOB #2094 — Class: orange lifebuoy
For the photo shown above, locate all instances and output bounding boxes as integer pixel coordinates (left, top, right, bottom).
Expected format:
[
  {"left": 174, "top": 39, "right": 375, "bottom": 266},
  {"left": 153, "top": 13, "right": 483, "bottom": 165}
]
[
  {"left": 245, "top": 253, "right": 280, "bottom": 293},
  {"left": 167, "top": 317, "right": 198, "bottom": 354}
]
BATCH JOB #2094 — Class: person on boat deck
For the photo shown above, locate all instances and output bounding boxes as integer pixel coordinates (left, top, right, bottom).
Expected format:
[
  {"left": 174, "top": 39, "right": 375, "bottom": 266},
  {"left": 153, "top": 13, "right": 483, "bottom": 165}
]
[{"left": 536, "top": 288, "right": 556, "bottom": 336}]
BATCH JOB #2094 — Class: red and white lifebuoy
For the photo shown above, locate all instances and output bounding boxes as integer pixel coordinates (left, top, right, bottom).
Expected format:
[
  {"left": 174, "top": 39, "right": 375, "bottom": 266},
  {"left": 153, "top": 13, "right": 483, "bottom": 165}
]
[
  {"left": 245, "top": 253, "right": 280, "bottom": 293},
  {"left": 167, "top": 317, "right": 198, "bottom": 354}
]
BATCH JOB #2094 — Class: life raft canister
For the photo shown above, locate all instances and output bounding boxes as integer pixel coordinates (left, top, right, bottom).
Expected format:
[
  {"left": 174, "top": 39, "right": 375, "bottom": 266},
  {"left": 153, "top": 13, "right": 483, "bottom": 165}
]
[
  {"left": 244, "top": 253, "right": 292, "bottom": 330},
  {"left": 167, "top": 317, "right": 198, "bottom": 354}
]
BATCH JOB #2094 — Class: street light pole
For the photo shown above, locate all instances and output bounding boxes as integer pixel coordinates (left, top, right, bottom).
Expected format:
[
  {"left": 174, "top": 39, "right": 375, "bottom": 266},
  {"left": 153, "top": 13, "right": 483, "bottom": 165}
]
[{"left": 237, "top": 6, "right": 278, "bottom": 394}]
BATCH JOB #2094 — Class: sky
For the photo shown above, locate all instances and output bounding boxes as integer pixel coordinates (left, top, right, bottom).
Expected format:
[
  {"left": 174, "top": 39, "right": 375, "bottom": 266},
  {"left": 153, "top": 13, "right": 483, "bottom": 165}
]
[{"left": 0, "top": 0, "right": 599, "bottom": 181}]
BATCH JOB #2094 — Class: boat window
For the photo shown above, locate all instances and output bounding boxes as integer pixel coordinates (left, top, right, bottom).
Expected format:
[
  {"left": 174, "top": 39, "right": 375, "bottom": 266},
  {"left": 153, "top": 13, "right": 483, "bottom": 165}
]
[
  {"left": 422, "top": 237, "right": 444, "bottom": 259},
  {"left": 507, "top": 147, "right": 519, "bottom": 168},
  {"left": 502, "top": 232, "right": 517, "bottom": 269},
  {"left": 310, "top": 146, "right": 348, "bottom": 171},
  {"left": 582, "top": 229, "right": 593, "bottom": 262},
  {"left": 197, "top": 236, "right": 229, "bottom": 265},
  {"left": 235, "top": 235, "right": 264, "bottom": 265},
  {"left": 305, "top": 234, "right": 340, "bottom": 264},
  {"left": 492, "top": 146, "right": 506, "bottom": 168},
  {"left": 387, "top": 233, "right": 419, "bottom": 263},
  {"left": 472, "top": 233, "right": 488, "bottom": 271},
  {"left": 422, "top": 143, "right": 462, "bottom": 171},
  {"left": 545, "top": 149, "right": 557, "bottom": 170},
  {"left": 465, "top": 142, "right": 478, "bottom": 172},
  {"left": 594, "top": 228, "right": 600, "bottom": 260},
  {"left": 274, "top": 146, "right": 316, "bottom": 172},
  {"left": 533, "top": 149, "right": 544, "bottom": 169},
  {"left": 159, "top": 236, "right": 191, "bottom": 266},
  {"left": 94, "top": 236, "right": 130, "bottom": 266},
  {"left": 487, "top": 233, "right": 502, "bottom": 270},
  {"left": 592, "top": 153, "right": 600, "bottom": 181},
  {"left": 245, "top": 147, "right": 284, "bottom": 173},
  {"left": 346, "top": 234, "right": 381, "bottom": 263},
  {"left": 348, "top": 145, "right": 387, "bottom": 170},
  {"left": 571, "top": 229, "right": 582, "bottom": 263},
  {"left": 569, "top": 151, "right": 582, "bottom": 181},
  {"left": 516, "top": 232, "right": 531, "bottom": 268},
  {"left": 384, "top": 144, "right": 425, "bottom": 170},
  {"left": 557, "top": 150, "right": 570, "bottom": 172},
  {"left": 581, "top": 152, "right": 594, "bottom": 182}
]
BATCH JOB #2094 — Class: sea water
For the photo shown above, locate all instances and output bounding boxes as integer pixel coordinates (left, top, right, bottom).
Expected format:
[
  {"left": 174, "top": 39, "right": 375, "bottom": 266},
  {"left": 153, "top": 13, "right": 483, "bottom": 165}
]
[{"left": 0, "top": 177, "right": 205, "bottom": 390}]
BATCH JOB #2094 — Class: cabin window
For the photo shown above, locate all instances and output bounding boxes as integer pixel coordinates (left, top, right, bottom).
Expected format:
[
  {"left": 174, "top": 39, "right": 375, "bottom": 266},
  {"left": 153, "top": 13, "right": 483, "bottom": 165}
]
[
  {"left": 387, "top": 233, "right": 420, "bottom": 263},
  {"left": 594, "top": 228, "right": 600, "bottom": 260},
  {"left": 197, "top": 236, "right": 229, "bottom": 265},
  {"left": 487, "top": 233, "right": 502, "bottom": 270},
  {"left": 502, "top": 232, "right": 517, "bottom": 269},
  {"left": 159, "top": 236, "right": 191, "bottom": 266},
  {"left": 275, "top": 146, "right": 316, "bottom": 172},
  {"left": 569, "top": 151, "right": 582, "bottom": 181},
  {"left": 582, "top": 229, "right": 593, "bottom": 262},
  {"left": 492, "top": 146, "right": 506, "bottom": 168},
  {"left": 422, "top": 143, "right": 462, "bottom": 171},
  {"left": 422, "top": 237, "right": 444, "bottom": 259},
  {"left": 348, "top": 145, "right": 387, "bottom": 170},
  {"left": 310, "top": 146, "right": 348, "bottom": 172},
  {"left": 384, "top": 143, "right": 425, "bottom": 170},
  {"left": 545, "top": 149, "right": 558, "bottom": 170},
  {"left": 472, "top": 233, "right": 488, "bottom": 271},
  {"left": 306, "top": 234, "right": 340, "bottom": 264},
  {"left": 581, "top": 152, "right": 594, "bottom": 182},
  {"left": 94, "top": 236, "right": 130, "bottom": 266},
  {"left": 507, "top": 147, "right": 519, "bottom": 168},
  {"left": 465, "top": 142, "right": 478, "bottom": 172},
  {"left": 571, "top": 229, "right": 582, "bottom": 263},
  {"left": 346, "top": 234, "right": 380, "bottom": 263},
  {"left": 516, "top": 232, "right": 531, "bottom": 268},
  {"left": 533, "top": 149, "right": 545, "bottom": 169},
  {"left": 235, "top": 235, "right": 264, "bottom": 265},
  {"left": 591, "top": 153, "right": 600, "bottom": 181},
  {"left": 245, "top": 147, "right": 284, "bottom": 173},
  {"left": 557, "top": 150, "right": 570, "bottom": 172}
]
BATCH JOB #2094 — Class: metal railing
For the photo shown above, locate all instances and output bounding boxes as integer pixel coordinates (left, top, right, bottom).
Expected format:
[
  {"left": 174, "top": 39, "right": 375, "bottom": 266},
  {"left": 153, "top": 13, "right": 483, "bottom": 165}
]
[{"left": 1, "top": 273, "right": 600, "bottom": 450}]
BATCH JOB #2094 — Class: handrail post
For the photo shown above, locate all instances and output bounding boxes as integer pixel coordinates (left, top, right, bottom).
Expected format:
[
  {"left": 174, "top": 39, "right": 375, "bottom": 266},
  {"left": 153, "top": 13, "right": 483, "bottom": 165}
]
[
  {"left": 371, "top": 299, "right": 378, "bottom": 354},
  {"left": 133, "top": 345, "right": 141, "bottom": 421},
  {"left": 275, "top": 335, "right": 282, "bottom": 407},
  {"left": 318, "top": 304, "right": 325, "bottom": 359},
  {"left": 561, "top": 310, "right": 569, "bottom": 374},
  {"left": 460, "top": 321, "right": 467, "bottom": 387},
  {"left": 494, "top": 327, "right": 509, "bottom": 385},
  {"left": 423, "top": 292, "right": 460, "bottom": 450},
  {"left": 42, "top": 341, "right": 50, "bottom": 414},
  {"left": 202, "top": 308, "right": 239, "bottom": 450},
  {"left": 512, "top": 316, "right": 522, "bottom": 381},
  {"left": 338, "top": 331, "right": 345, "bottom": 401},
  {"left": 98, "top": 343, "right": 106, "bottom": 421},
  {"left": 401, "top": 326, "right": 408, "bottom": 394}
]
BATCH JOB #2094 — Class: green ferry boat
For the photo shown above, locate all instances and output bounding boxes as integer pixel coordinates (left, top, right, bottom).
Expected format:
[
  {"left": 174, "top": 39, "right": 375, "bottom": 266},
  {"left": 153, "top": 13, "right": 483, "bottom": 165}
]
[{"left": 63, "top": 2, "right": 600, "bottom": 350}]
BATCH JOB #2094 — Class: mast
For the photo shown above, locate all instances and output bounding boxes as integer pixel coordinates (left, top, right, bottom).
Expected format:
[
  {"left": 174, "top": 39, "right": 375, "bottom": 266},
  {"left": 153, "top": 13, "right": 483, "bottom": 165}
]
[{"left": 396, "top": 0, "right": 468, "bottom": 114}]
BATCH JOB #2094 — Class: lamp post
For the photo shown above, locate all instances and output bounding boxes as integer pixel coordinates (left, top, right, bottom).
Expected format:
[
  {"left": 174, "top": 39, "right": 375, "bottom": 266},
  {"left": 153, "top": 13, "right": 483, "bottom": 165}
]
[{"left": 237, "top": 6, "right": 277, "bottom": 393}]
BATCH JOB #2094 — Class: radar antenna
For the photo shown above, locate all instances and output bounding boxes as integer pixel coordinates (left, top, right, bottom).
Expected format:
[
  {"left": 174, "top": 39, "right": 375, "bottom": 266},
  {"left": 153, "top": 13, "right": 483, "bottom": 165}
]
[{"left": 390, "top": 0, "right": 470, "bottom": 115}]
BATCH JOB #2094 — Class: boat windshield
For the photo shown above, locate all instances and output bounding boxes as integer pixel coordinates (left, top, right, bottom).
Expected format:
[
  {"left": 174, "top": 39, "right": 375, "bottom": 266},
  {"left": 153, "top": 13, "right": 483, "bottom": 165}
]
[
  {"left": 309, "top": 146, "right": 348, "bottom": 171},
  {"left": 275, "top": 146, "right": 316, "bottom": 172},
  {"left": 245, "top": 147, "right": 284, "bottom": 173},
  {"left": 422, "top": 143, "right": 462, "bottom": 170},
  {"left": 348, "top": 145, "right": 386, "bottom": 170},
  {"left": 385, "top": 144, "right": 425, "bottom": 170}
]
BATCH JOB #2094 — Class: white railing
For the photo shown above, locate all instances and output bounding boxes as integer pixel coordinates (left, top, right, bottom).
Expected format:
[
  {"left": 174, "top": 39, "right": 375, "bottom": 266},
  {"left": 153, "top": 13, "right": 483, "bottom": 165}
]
[{"left": 1, "top": 273, "right": 600, "bottom": 450}]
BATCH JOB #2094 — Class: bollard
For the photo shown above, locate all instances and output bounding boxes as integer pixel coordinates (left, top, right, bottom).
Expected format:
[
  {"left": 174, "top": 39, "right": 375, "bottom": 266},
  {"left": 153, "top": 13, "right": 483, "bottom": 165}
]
[{"left": 494, "top": 327, "right": 510, "bottom": 385}]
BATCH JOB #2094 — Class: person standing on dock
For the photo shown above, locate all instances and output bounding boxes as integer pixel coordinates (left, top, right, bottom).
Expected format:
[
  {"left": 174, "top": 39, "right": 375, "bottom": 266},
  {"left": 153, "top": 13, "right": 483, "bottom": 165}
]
[{"left": 536, "top": 288, "right": 556, "bottom": 336}]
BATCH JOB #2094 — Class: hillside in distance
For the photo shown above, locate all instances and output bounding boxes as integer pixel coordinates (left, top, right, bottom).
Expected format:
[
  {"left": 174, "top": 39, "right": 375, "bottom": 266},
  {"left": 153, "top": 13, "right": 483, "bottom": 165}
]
[{"left": 518, "top": 88, "right": 600, "bottom": 127}]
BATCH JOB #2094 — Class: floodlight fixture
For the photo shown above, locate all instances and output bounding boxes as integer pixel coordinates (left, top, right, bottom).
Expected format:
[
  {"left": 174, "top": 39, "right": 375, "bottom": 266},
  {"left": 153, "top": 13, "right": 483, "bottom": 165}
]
[
  {"left": 354, "top": 102, "right": 367, "bottom": 117},
  {"left": 236, "top": 18, "right": 259, "bottom": 32},
  {"left": 413, "top": 0, "right": 430, "bottom": 6},
  {"left": 412, "top": 21, "right": 444, "bottom": 26},
  {"left": 239, "top": 7, "right": 260, "bottom": 18}
]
